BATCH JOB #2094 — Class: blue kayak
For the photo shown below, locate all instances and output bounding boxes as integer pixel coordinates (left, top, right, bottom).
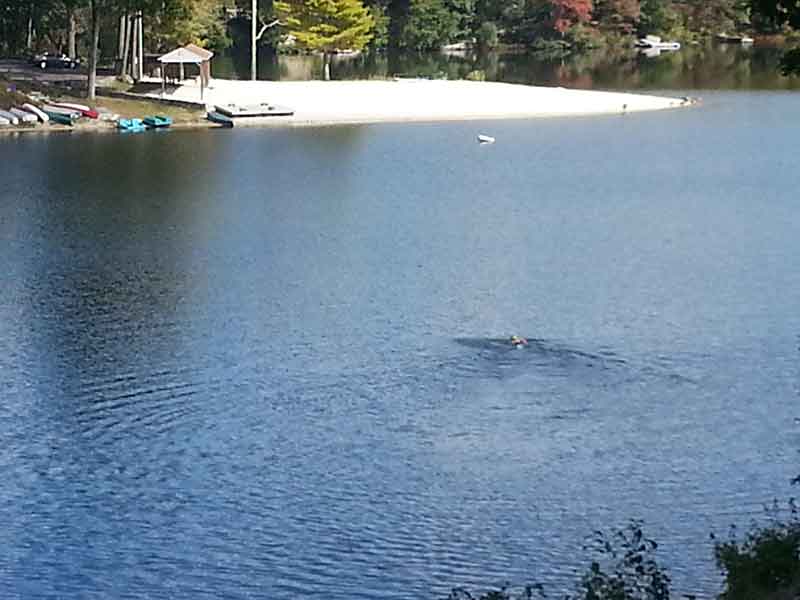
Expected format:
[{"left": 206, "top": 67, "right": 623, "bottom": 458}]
[{"left": 118, "top": 118, "right": 146, "bottom": 133}]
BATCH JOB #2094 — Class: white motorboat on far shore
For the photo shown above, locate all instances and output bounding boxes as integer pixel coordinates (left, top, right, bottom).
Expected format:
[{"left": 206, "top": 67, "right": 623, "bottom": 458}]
[{"left": 635, "top": 35, "right": 681, "bottom": 51}]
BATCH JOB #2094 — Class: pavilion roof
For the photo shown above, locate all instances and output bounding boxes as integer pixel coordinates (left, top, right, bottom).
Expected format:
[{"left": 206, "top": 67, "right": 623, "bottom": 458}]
[{"left": 158, "top": 45, "right": 213, "bottom": 64}]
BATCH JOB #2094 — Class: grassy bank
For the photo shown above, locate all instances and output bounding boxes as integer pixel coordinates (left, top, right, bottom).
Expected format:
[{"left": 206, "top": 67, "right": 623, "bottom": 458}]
[{"left": 1, "top": 77, "right": 207, "bottom": 134}]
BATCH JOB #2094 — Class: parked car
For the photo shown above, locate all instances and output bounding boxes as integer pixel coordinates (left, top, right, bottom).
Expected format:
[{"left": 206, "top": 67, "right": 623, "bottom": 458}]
[{"left": 30, "top": 53, "right": 80, "bottom": 70}]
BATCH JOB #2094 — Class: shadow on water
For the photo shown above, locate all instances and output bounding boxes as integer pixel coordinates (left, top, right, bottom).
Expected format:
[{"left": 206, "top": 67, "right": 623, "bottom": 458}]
[
  {"left": 454, "top": 335, "right": 627, "bottom": 367},
  {"left": 8, "top": 134, "right": 234, "bottom": 446}
]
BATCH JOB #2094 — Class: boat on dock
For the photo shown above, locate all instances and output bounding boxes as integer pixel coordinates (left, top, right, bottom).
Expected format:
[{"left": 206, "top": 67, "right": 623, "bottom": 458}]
[
  {"left": 0, "top": 115, "right": 9, "bottom": 127},
  {"left": 143, "top": 115, "right": 172, "bottom": 129},
  {"left": 52, "top": 102, "right": 99, "bottom": 119},
  {"left": 22, "top": 103, "right": 49, "bottom": 123},
  {"left": 206, "top": 110, "right": 234, "bottom": 127},
  {"left": 10, "top": 107, "right": 39, "bottom": 124},
  {"left": 214, "top": 102, "right": 295, "bottom": 118},
  {"left": 0, "top": 110, "right": 20, "bottom": 125},
  {"left": 117, "top": 118, "right": 147, "bottom": 133}
]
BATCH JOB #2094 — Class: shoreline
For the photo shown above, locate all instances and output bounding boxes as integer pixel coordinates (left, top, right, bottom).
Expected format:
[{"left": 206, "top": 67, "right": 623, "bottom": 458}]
[
  {"left": 158, "top": 78, "right": 696, "bottom": 123},
  {"left": 0, "top": 78, "right": 696, "bottom": 136}
]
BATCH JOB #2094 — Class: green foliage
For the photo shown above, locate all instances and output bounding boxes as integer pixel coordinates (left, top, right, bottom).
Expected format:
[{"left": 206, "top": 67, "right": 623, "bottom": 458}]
[
  {"left": 714, "top": 502, "right": 800, "bottom": 600},
  {"left": 397, "top": 0, "right": 459, "bottom": 50},
  {"left": 275, "top": 0, "right": 375, "bottom": 53},
  {"left": 445, "top": 0, "right": 476, "bottom": 38},
  {"left": 782, "top": 47, "right": 800, "bottom": 73},
  {"left": 445, "top": 583, "right": 547, "bottom": 600},
  {"left": 750, "top": 0, "right": 800, "bottom": 31},
  {"left": 593, "top": 0, "right": 640, "bottom": 34},
  {"left": 476, "top": 20, "right": 498, "bottom": 48},
  {"left": 152, "top": 0, "right": 232, "bottom": 51},
  {"left": 366, "top": 3, "right": 390, "bottom": 49},
  {"left": 638, "top": 0, "right": 683, "bottom": 37},
  {"left": 441, "top": 523, "right": 672, "bottom": 600},
  {"left": 568, "top": 22, "right": 608, "bottom": 50},
  {"left": 576, "top": 522, "right": 671, "bottom": 600}
]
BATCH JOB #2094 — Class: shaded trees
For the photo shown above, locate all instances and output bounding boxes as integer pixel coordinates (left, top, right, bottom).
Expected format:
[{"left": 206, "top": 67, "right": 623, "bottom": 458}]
[
  {"left": 593, "top": 0, "right": 640, "bottom": 33},
  {"left": 397, "top": 0, "right": 460, "bottom": 50}
]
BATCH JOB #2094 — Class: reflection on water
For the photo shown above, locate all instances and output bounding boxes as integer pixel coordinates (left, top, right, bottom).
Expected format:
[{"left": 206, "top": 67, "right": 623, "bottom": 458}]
[{"left": 212, "top": 44, "right": 800, "bottom": 90}]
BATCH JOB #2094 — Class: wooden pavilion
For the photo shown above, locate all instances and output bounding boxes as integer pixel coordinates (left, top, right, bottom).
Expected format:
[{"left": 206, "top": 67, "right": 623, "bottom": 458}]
[{"left": 158, "top": 44, "right": 214, "bottom": 100}]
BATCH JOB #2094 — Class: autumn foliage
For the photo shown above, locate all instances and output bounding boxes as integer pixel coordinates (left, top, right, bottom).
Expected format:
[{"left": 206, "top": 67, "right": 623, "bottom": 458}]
[{"left": 548, "top": 0, "right": 594, "bottom": 34}]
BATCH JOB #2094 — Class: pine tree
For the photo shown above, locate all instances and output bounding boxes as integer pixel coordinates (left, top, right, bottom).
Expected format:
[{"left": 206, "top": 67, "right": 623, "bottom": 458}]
[{"left": 275, "top": 0, "right": 375, "bottom": 79}]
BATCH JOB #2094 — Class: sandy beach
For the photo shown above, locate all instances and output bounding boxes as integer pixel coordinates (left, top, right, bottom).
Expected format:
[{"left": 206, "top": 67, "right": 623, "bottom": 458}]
[{"left": 147, "top": 78, "right": 694, "bottom": 126}]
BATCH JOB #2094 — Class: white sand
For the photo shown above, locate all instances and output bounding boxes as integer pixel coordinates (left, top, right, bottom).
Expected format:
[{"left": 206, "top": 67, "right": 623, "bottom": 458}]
[{"left": 148, "top": 78, "right": 693, "bottom": 125}]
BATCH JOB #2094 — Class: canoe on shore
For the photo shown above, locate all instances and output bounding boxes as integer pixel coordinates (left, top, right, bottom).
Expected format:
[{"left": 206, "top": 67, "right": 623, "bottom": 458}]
[
  {"left": 41, "top": 106, "right": 78, "bottom": 125},
  {"left": 0, "top": 110, "right": 20, "bottom": 125},
  {"left": 22, "top": 103, "right": 49, "bottom": 123},
  {"left": 53, "top": 102, "right": 99, "bottom": 119},
  {"left": 207, "top": 111, "right": 233, "bottom": 127},
  {"left": 10, "top": 107, "right": 39, "bottom": 124}
]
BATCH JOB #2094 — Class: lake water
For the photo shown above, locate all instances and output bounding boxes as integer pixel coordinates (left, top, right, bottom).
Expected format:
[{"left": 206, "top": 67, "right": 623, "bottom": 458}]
[{"left": 2, "top": 63, "right": 800, "bottom": 598}]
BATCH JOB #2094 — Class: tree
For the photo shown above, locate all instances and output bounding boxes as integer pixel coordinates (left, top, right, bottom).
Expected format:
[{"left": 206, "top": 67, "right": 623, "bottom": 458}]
[
  {"left": 86, "top": 0, "right": 102, "bottom": 100},
  {"left": 397, "top": 0, "right": 460, "bottom": 50},
  {"left": 151, "top": 0, "right": 232, "bottom": 51},
  {"left": 445, "top": 0, "right": 476, "bottom": 39},
  {"left": 274, "top": 0, "right": 375, "bottom": 80},
  {"left": 749, "top": 0, "right": 800, "bottom": 74},
  {"left": 548, "top": 0, "right": 593, "bottom": 35},
  {"left": 593, "top": 0, "right": 640, "bottom": 33},
  {"left": 638, "top": 0, "right": 681, "bottom": 36},
  {"left": 714, "top": 503, "right": 800, "bottom": 600},
  {"left": 85, "top": 0, "right": 198, "bottom": 99}
]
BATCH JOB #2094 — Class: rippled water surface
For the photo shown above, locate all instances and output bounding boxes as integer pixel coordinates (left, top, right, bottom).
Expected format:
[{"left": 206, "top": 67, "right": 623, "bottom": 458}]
[{"left": 2, "top": 91, "right": 800, "bottom": 599}]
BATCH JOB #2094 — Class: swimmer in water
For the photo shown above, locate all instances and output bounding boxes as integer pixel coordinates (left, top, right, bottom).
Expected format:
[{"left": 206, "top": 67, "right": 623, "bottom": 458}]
[{"left": 510, "top": 335, "right": 528, "bottom": 347}]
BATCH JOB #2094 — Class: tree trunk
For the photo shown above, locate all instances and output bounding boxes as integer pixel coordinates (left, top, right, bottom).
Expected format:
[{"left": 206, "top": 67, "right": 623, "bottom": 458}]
[
  {"left": 117, "top": 14, "right": 125, "bottom": 60},
  {"left": 121, "top": 14, "right": 130, "bottom": 77},
  {"left": 87, "top": 0, "right": 99, "bottom": 100},
  {"left": 68, "top": 9, "right": 77, "bottom": 59},
  {"left": 131, "top": 13, "right": 138, "bottom": 80},
  {"left": 323, "top": 53, "right": 331, "bottom": 81},
  {"left": 26, "top": 15, "right": 33, "bottom": 50}
]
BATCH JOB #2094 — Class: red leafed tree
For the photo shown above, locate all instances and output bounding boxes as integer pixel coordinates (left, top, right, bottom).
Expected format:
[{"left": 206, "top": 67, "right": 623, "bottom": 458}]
[{"left": 548, "top": 0, "right": 593, "bottom": 34}]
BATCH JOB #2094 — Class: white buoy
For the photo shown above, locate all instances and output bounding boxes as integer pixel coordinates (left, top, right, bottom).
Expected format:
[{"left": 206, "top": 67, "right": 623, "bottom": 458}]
[{"left": 477, "top": 134, "right": 495, "bottom": 144}]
